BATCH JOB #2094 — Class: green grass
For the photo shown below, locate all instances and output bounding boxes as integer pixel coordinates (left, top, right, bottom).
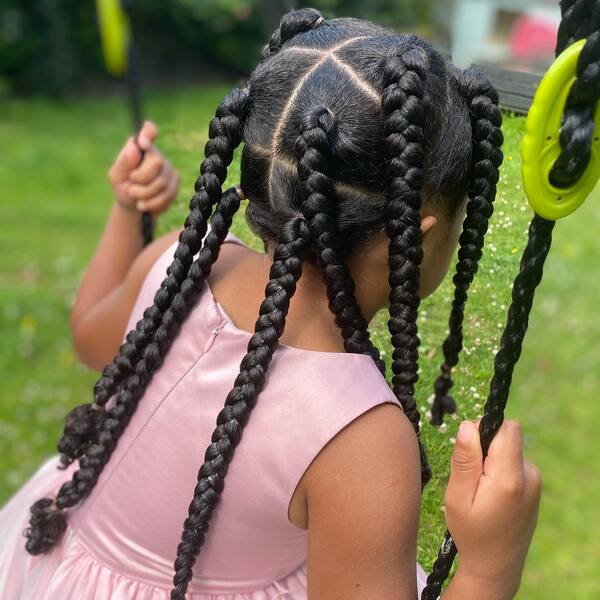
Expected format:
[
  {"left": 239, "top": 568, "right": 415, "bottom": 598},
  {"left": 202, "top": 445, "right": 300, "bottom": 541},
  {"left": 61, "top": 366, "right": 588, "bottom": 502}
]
[{"left": 1, "top": 85, "right": 599, "bottom": 599}]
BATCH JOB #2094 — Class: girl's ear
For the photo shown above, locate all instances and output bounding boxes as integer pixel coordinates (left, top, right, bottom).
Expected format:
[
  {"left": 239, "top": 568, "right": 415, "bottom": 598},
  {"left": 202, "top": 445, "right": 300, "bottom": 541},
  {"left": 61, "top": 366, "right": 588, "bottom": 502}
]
[{"left": 421, "top": 215, "right": 438, "bottom": 239}]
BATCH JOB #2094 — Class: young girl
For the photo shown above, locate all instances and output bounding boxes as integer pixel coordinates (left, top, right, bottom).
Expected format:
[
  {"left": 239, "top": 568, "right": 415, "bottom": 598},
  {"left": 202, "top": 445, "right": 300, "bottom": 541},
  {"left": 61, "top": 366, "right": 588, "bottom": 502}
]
[{"left": 0, "top": 10, "right": 541, "bottom": 600}]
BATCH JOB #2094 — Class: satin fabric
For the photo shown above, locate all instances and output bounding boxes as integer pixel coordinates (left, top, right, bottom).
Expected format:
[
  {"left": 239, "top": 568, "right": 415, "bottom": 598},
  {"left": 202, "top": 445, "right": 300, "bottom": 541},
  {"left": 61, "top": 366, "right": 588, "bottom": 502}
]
[{"left": 0, "top": 227, "right": 428, "bottom": 598}]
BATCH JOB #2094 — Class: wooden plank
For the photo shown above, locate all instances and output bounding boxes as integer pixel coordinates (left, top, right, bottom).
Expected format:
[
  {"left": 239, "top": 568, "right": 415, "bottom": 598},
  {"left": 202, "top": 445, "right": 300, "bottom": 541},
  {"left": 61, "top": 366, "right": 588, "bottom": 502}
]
[
  {"left": 493, "top": 76, "right": 539, "bottom": 99},
  {"left": 474, "top": 65, "right": 542, "bottom": 87},
  {"left": 497, "top": 92, "right": 533, "bottom": 113},
  {"left": 470, "top": 64, "right": 542, "bottom": 114}
]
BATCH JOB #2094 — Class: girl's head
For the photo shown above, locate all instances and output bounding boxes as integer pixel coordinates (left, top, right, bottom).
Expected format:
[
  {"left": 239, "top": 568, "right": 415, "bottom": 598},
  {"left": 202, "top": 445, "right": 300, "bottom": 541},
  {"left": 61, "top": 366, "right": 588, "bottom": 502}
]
[
  {"left": 241, "top": 15, "right": 473, "bottom": 300},
  {"left": 24, "top": 9, "right": 503, "bottom": 599}
]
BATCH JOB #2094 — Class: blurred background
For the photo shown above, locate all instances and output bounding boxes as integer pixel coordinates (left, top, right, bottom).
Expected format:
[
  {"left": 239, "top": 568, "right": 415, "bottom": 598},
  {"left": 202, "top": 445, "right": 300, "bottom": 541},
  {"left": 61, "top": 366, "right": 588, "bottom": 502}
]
[
  {"left": 1, "top": 1, "right": 599, "bottom": 599},
  {"left": 0, "top": 0, "right": 561, "bottom": 97}
]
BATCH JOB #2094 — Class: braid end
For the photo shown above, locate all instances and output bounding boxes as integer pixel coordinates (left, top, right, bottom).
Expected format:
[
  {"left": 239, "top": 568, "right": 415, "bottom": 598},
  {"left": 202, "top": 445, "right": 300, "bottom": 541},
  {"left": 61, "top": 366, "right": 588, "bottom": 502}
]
[
  {"left": 430, "top": 371, "right": 457, "bottom": 426},
  {"left": 23, "top": 498, "right": 67, "bottom": 555},
  {"left": 57, "top": 403, "right": 106, "bottom": 469},
  {"left": 430, "top": 393, "right": 457, "bottom": 426}
]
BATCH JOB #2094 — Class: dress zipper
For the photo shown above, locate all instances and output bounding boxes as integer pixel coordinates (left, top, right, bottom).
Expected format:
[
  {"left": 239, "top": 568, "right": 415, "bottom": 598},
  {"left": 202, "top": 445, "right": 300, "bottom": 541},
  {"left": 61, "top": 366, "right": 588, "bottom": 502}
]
[
  {"left": 203, "top": 321, "right": 227, "bottom": 354},
  {"left": 212, "top": 322, "right": 226, "bottom": 336}
]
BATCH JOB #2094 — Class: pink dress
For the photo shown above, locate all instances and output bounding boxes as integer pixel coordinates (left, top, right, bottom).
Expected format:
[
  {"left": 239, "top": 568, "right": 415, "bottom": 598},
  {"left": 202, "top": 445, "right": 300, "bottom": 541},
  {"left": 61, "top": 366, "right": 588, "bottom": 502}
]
[{"left": 0, "top": 226, "right": 428, "bottom": 599}]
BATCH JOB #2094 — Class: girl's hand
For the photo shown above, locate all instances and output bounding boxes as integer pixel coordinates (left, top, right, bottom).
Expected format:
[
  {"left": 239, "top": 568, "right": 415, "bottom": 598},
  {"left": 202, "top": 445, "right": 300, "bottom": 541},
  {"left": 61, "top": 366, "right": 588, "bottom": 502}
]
[
  {"left": 444, "top": 419, "right": 542, "bottom": 598},
  {"left": 108, "top": 120, "right": 180, "bottom": 217}
]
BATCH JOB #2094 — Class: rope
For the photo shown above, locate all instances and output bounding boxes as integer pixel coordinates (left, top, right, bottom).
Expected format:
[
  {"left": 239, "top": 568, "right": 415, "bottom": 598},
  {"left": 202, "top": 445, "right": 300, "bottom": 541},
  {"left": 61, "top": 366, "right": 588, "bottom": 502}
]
[
  {"left": 421, "top": 1, "right": 599, "bottom": 596},
  {"left": 121, "top": 0, "right": 153, "bottom": 246},
  {"left": 550, "top": 0, "right": 600, "bottom": 186}
]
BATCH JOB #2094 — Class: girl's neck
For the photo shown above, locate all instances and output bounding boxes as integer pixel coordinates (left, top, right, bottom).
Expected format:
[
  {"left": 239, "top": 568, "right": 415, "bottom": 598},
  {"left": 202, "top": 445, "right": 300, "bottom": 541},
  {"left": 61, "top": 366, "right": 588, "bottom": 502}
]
[
  {"left": 208, "top": 240, "right": 388, "bottom": 355},
  {"left": 260, "top": 247, "right": 388, "bottom": 350}
]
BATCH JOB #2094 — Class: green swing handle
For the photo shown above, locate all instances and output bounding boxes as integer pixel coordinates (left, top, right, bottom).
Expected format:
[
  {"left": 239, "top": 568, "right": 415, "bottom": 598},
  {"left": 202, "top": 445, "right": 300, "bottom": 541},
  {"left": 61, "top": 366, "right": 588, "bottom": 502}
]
[
  {"left": 97, "top": 0, "right": 153, "bottom": 245},
  {"left": 521, "top": 39, "right": 600, "bottom": 221}
]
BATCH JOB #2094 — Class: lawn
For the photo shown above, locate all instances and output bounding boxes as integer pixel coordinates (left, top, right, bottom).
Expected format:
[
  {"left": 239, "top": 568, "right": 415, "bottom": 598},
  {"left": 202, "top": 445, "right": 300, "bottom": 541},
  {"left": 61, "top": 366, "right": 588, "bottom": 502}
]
[{"left": 1, "top": 84, "right": 599, "bottom": 599}]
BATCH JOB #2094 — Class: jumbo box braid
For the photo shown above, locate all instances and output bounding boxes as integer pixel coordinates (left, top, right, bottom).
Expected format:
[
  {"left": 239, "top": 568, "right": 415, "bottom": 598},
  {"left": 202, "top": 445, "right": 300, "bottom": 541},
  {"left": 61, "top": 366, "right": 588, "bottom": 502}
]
[
  {"left": 54, "top": 88, "right": 250, "bottom": 470},
  {"left": 55, "top": 88, "right": 250, "bottom": 469},
  {"left": 295, "top": 106, "right": 386, "bottom": 373},
  {"left": 430, "top": 70, "right": 504, "bottom": 426},
  {"left": 170, "top": 217, "right": 311, "bottom": 599},
  {"left": 24, "top": 87, "right": 249, "bottom": 554},
  {"left": 381, "top": 45, "right": 433, "bottom": 485},
  {"left": 26, "top": 187, "right": 245, "bottom": 554}
]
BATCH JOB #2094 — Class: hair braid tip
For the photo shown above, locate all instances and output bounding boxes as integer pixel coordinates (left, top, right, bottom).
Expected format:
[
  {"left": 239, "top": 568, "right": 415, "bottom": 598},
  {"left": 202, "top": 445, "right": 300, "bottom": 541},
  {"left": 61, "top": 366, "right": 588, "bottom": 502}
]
[
  {"left": 23, "top": 497, "right": 68, "bottom": 555},
  {"left": 235, "top": 185, "right": 246, "bottom": 201}
]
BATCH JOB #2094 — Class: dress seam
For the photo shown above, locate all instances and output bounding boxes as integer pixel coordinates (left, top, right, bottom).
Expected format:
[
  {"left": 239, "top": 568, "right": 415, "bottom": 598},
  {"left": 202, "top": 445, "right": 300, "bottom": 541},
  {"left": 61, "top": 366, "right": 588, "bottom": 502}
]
[
  {"left": 65, "top": 532, "right": 173, "bottom": 592},
  {"left": 71, "top": 334, "right": 220, "bottom": 534},
  {"left": 69, "top": 532, "right": 306, "bottom": 597}
]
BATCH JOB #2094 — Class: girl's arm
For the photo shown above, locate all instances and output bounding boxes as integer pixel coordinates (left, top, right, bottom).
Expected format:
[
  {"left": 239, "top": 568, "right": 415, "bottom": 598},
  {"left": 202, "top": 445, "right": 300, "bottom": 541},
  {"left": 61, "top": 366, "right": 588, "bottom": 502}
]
[
  {"left": 304, "top": 406, "right": 540, "bottom": 600},
  {"left": 304, "top": 403, "right": 422, "bottom": 599},
  {"left": 70, "top": 122, "right": 182, "bottom": 370}
]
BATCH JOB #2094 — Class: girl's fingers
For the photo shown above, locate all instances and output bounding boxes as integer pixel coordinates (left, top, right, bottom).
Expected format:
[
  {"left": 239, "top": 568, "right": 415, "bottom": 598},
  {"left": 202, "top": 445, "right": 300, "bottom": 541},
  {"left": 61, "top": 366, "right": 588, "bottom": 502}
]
[
  {"left": 523, "top": 460, "right": 542, "bottom": 504},
  {"left": 128, "top": 164, "right": 171, "bottom": 200},
  {"left": 129, "top": 150, "right": 164, "bottom": 184},
  {"left": 446, "top": 420, "right": 484, "bottom": 510},
  {"left": 108, "top": 137, "right": 142, "bottom": 184},
  {"left": 137, "top": 120, "right": 158, "bottom": 150},
  {"left": 484, "top": 420, "right": 526, "bottom": 481},
  {"left": 136, "top": 175, "right": 179, "bottom": 214}
]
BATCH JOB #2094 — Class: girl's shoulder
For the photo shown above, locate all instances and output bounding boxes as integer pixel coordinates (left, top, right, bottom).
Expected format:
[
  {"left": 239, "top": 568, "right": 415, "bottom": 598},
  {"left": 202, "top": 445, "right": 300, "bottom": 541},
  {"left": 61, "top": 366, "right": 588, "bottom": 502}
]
[{"left": 299, "top": 399, "right": 422, "bottom": 595}]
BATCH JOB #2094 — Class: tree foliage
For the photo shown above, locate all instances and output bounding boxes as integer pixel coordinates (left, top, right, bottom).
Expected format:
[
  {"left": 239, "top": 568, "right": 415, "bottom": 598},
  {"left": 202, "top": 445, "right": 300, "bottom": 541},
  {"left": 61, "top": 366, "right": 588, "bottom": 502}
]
[{"left": 0, "top": 0, "right": 436, "bottom": 96}]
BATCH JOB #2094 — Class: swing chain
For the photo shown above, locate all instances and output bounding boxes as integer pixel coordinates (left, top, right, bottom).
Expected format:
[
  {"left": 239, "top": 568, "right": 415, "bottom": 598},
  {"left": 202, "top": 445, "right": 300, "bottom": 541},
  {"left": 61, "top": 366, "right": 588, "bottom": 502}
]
[{"left": 119, "top": 0, "right": 153, "bottom": 246}]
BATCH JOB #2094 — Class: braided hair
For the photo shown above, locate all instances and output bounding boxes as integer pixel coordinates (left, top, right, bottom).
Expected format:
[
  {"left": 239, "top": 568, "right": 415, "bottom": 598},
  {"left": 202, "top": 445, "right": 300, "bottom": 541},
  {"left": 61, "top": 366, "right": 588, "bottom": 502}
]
[
  {"left": 430, "top": 70, "right": 504, "bottom": 426},
  {"left": 25, "top": 86, "right": 250, "bottom": 552},
  {"left": 295, "top": 106, "right": 386, "bottom": 371},
  {"left": 24, "top": 8, "right": 498, "bottom": 597},
  {"left": 54, "top": 89, "right": 251, "bottom": 470},
  {"left": 380, "top": 45, "right": 433, "bottom": 484}
]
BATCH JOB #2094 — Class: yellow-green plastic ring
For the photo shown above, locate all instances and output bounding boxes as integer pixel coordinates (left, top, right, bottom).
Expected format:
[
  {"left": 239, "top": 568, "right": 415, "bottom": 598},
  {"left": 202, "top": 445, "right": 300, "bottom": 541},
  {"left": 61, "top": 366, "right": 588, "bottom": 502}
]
[
  {"left": 521, "top": 39, "right": 600, "bottom": 220},
  {"left": 96, "top": 0, "right": 131, "bottom": 77}
]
